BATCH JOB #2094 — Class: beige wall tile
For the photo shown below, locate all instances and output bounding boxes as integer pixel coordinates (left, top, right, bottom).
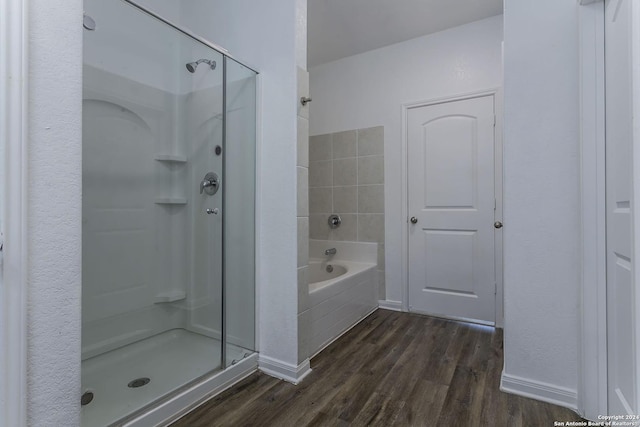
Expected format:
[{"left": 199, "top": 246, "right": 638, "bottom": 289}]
[
  {"left": 358, "top": 126, "right": 384, "bottom": 156},
  {"left": 309, "top": 134, "right": 332, "bottom": 161},
  {"left": 357, "top": 184, "right": 384, "bottom": 213},
  {"left": 298, "top": 266, "right": 309, "bottom": 314},
  {"left": 377, "top": 243, "right": 385, "bottom": 270},
  {"left": 330, "top": 213, "right": 357, "bottom": 241},
  {"left": 357, "top": 155, "right": 384, "bottom": 185},
  {"left": 309, "top": 160, "right": 332, "bottom": 187},
  {"left": 310, "top": 214, "right": 330, "bottom": 240},
  {"left": 333, "top": 186, "right": 357, "bottom": 213},
  {"left": 357, "top": 213, "right": 384, "bottom": 242},
  {"left": 297, "top": 167, "right": 309, "bottom": 217},
  {"left": 333, "top": 157, "right": 357, "bottom": 186},
  {"left": 297, "top": 217, "right": 309, "bottom": 268},
  {"left": 377, "top": 270, "right": 386, "bottom": 300},
  {"left": 309, "top": 187, "right": 333, "bottom": 214},
  {"left": 308, "top": 126, "right": 386, "bottom": 254},
  {"left": 297, "top": 117, "right": 309, "bottom": 167},
  {"left": 332, "top": 130, "right": 357, "bottom": 159}
]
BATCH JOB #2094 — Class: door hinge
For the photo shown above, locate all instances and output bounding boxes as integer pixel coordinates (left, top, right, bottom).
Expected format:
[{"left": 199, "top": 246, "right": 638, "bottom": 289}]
[
  {"left": 493, "top": 115, "right": 496, "bottom": 127},
  {"left": 494, "top": 198, "right": 497, "bottom": 210}
]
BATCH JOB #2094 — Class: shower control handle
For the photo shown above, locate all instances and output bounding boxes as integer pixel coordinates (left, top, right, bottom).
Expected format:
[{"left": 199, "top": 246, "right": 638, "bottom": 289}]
[{"left": 200, "top": 172, "right": 220, "bottom": 195}]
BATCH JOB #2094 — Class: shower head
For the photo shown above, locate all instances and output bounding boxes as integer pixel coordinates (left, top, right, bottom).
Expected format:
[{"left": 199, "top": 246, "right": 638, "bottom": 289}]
[{"left": 186, "top": 59, "right": 216, "bottom": 73}]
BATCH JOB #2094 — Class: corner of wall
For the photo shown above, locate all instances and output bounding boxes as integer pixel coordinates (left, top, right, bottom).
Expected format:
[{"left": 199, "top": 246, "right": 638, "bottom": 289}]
[
  {"left": 500, "top": 372, "right": 579, "bottom": 413},
  {"left": 297, "top": 66, "right": 311, "bottom": 364},
  {"left": 259, "top": 354, "right": 312, "bottom": 384},
  {"left": 502, "top": 0, "right": 581, "bottom": 407}
]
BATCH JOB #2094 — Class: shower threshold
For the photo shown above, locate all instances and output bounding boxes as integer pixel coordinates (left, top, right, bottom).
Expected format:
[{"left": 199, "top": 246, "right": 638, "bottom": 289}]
[{"left": 81, "top": 329, "right": 252, "bottom": 427}]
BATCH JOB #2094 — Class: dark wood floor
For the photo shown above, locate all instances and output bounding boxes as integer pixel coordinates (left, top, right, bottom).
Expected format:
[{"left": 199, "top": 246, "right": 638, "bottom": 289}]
[{"left": 172, "top": 309, "right": 583, "bottom": 426}]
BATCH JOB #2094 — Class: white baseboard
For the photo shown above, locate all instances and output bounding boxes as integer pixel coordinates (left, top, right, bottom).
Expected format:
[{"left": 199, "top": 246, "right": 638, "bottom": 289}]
[
  {"left": 258, "top": 355, "right": 312, "bottom": 385},
  {"left": 378, "top": 300, "right": 403, "bottom": 311},
  {"left": 500, "top": 372, "right": 579, "bottom": 412}
]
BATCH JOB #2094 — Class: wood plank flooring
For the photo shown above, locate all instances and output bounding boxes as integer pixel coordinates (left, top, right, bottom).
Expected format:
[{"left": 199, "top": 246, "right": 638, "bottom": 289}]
[{"left": 172, "top": 310, "right": 584, "bottom": 426}]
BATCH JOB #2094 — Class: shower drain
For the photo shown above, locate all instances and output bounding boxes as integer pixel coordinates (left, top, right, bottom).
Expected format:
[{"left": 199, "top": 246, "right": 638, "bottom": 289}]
[
  {"left": 81, "top": 391, "right": 94, "bottom": 406},
  {"left": 127, "top": 377, "right": 151, "bottom": 388}
]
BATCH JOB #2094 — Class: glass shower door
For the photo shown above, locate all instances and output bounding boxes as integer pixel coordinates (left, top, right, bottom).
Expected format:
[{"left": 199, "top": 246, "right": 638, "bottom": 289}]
[
  {"left": 223, "top": 57, "right": 257, "bottom": 364},
  {"left": 81, "top": 1, "right": 225, "bottom": 425}
]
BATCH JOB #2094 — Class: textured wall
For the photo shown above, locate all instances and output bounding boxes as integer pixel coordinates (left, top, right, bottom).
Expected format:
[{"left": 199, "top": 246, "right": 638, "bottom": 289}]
[
  {"left": 502, "top": 0, "right": 580, "bottom": 394},
  {"left": 309, "top": 16, "right": 503, "bottom": 302},
  {"left": 27, "top": 0, "right": 83, "bottom": 424}
]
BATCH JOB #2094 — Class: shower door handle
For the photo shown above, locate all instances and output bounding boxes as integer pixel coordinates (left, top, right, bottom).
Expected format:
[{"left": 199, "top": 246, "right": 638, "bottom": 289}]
[{"left": 200, "top": 172, "right": 220, "bottom": 195}]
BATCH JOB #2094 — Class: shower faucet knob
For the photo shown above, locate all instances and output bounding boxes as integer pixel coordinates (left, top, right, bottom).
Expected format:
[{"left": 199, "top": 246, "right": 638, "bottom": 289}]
[{"left": 200, "top": 172, "right": 220, "bottom": 195}]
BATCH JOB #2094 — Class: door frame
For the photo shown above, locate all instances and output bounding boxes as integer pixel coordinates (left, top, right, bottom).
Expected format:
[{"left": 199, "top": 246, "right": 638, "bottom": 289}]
[
  {"left": 401, "top": 88, "right": 504, "bottom": 327},
  {"left": 631, "top": 0, "right": 640, "bottom": 413},
  {"left": 579, "top": 0, "right": 640, "bottom": 418},
  {"left": 0, "top": 0, "right": 28, "bottom": 424},
  {"left": 578, "top": 0, "right": 608, "bottom": 420}
]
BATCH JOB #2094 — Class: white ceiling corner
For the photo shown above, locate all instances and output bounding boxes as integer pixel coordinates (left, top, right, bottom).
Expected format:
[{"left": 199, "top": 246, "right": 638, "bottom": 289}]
[{"left": 307, "top": 0, "right": 503, "bottom": 67}]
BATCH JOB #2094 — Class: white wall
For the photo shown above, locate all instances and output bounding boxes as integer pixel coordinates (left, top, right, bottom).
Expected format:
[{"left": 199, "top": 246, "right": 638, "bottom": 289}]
[
  {"left": 501, "top": 0, "right": 580, "bottom": 404},
  {"left": 27, "top": 0, "right": 83, "bottom": 424},
  {"left": 180, "top": 0, "right": 302, "bottom": 367},
  {"left": 309, "top": 15, "right": 503, "bottom": 303}
]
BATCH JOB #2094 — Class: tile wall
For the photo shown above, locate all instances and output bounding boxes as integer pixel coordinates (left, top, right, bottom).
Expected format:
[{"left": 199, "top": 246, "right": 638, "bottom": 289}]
[
  {"left": 308, "top": 126, "right": 385, "bottom": 298},
  {"left": 297, "top": 67, "right": 310, "bottom": 363}
]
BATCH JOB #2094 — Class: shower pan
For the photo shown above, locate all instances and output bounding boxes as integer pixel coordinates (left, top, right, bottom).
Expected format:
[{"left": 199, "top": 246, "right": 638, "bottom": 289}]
[{"left": 81, "top": 1, "right": 257, "bottom": 425}]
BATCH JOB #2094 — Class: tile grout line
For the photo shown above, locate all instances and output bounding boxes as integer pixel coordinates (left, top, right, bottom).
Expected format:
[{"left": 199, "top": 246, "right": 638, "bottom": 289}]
[
  {"left": 330, "top": 133, "right": 334, "bottom": 222},
  {"left": 356, "top": 129, "right": 360, "bottom": 241}
]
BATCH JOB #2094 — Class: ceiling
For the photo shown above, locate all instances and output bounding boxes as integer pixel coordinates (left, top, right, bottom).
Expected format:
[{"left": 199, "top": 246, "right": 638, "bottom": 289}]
[{"left": 307, "top": 0, "right": 503, "bottom": 67}]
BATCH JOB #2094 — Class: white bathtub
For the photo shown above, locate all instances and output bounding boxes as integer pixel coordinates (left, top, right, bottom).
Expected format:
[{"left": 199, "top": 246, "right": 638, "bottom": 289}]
[{"left": 307, "top": 240, "right": 378, "bottom": 356}]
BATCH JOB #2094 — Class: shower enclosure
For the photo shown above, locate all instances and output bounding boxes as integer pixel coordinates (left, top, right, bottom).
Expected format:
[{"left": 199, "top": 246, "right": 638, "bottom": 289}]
[{"left": 81, "top": 1, "right": 257, "bottom": 425}]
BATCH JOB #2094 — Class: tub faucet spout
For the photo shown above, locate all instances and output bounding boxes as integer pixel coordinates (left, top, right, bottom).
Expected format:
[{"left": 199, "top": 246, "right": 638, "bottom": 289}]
[{"left": 325, "top": 248, "right": 337, "bottom": 256}]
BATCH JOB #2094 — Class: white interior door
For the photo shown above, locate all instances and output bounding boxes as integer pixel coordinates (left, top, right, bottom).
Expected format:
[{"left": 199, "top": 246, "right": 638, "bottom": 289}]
[
  {"left": 407, "top": 95, "right": 496, "bottom": 324},
  {"left": 605, "top": 0, "right": 637, "bottom": 415}
]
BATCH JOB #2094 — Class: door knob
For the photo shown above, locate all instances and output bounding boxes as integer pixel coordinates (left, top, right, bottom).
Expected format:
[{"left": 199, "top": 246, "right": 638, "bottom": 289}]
[
  {"left": 494, "top": 221, "right": 503, "bottom": 229},
  {"left": 410, "top": 217, "right": 418, "bottom": 224}
]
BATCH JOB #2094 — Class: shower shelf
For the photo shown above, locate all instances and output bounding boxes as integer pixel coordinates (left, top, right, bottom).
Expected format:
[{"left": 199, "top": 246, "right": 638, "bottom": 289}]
[
  {"left": 155, "top": 198, "right": 187, "bottom": 205},
  {"left": 154, "top": 154, "right": 187, "bottom": 163},
  {"left": 154, "top": 290, "right": 187, "bottom": 304}
]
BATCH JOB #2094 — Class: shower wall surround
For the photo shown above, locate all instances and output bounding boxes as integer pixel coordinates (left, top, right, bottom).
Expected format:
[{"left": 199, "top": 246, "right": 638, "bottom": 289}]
[
  {"left": 81, "top": 2, "right": 258, "bottom": 423},
  {"left": 308, "top": 126, "right": 385, "bottom": 298}
]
